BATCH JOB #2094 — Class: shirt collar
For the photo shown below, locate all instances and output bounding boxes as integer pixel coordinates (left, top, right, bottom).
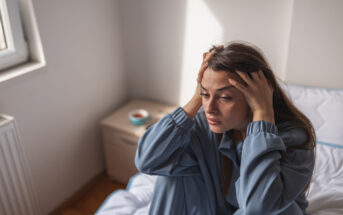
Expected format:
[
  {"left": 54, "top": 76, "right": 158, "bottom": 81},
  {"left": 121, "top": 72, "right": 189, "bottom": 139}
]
[{"left": 218, "top": 130, "right": 243, "bottom": 168}]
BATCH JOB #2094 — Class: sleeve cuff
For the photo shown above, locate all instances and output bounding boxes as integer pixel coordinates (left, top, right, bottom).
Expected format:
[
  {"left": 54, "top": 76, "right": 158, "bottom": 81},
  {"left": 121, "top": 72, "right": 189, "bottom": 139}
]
[
  {"left": 243, "top": 120, "right": 286, "bottom": 161},
  {"left": 246, "top": 120, "right": 278, "bottom": 136},
  {"left": 170, "top": 107, "right": 194, "bottom": 130}
]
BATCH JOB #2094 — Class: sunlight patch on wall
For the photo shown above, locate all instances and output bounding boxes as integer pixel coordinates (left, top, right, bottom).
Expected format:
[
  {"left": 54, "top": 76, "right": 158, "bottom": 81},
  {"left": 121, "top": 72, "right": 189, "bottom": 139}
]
[{"left": 178, "top": 0, "right": 223, "bottom": 105}]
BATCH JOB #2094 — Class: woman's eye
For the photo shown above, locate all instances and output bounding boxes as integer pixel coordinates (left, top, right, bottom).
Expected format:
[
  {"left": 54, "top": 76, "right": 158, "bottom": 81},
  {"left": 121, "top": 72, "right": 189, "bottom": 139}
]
[
  {"left": 200, "top": 93, "right": 209, "bottom": 98},
  {"left": 219, "top": 96, "right": 232, "bottom": 101}
]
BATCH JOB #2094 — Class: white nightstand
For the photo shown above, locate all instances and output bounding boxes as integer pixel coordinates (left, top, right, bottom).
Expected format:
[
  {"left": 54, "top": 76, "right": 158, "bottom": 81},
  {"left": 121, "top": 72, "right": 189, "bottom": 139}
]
[{"left": 100, "top": 99, "right": 177, "bottom": 184}]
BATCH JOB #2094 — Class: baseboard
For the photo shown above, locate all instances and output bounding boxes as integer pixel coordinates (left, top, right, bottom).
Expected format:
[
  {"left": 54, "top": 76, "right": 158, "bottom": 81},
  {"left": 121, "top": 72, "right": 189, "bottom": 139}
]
[{"left": 48, "top": 170, "right": 106, "bottom": 215}]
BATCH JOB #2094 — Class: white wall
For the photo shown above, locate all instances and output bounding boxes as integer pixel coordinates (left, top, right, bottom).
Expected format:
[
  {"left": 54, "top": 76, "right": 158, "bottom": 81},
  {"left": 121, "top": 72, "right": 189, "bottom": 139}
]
[
  {"left": 285, "top": 0, "right": 343, "bottom": 89},
  {"left": 0, "top": 0, "right": 126, "bottom": 214},
  {"left": 119, "top": 0, "right": 187, "bottom": 105},
  {"left": 120, "top": 0, "right": 294, "bottom": 105},
  {"left": 121, "top": 0, "right": 343, "bottom": 106}
]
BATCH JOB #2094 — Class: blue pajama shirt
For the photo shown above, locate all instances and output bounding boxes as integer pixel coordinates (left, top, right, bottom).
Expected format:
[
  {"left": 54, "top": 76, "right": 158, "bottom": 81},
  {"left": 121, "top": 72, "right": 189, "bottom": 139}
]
[{"left": 135, "top": 107, "right": 314, "bottom": 215}]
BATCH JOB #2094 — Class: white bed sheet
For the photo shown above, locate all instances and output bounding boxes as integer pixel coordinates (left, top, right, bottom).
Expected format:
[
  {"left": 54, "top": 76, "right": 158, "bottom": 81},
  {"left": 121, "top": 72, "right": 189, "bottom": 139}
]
[
  {"left": 307, "top": 144, "right": 343, "bottom": 215},
  {"left": 95, "top": 173, "right": 156, "bottom": 215}
]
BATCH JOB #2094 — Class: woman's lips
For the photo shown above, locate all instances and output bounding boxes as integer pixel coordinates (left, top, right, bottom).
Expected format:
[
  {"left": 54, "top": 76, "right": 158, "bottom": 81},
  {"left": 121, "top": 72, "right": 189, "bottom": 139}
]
[{"left": 207, "top": 118, "right": 221, "bottom": 125}]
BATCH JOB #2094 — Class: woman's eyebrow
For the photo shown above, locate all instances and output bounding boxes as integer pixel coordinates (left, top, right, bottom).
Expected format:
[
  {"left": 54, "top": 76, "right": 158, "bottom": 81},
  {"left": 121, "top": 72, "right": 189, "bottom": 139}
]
[
  {"left": 200, "top": 84, "right": 208, "bottom": 91},
  {"left": 216, "top": 85, "right": 234, "bottom": 92},
  {"left": 200, "top": 84, "right": 234, "bottom": 92}
]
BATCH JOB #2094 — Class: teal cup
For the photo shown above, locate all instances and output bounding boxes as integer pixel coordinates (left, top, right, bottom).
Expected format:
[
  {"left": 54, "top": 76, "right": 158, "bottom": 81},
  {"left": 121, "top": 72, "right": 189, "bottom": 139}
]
[{"left": 128, "top": 109, "right": 150, "bottom": 126}]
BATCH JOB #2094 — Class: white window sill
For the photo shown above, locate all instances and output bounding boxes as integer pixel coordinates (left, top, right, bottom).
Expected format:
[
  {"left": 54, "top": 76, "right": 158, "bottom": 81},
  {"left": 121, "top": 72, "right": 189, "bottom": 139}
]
[
  {"left": 0, "top": 0, "right": 46, "bottom": 83},
  {"left": 0, "top": 61, "right": 45, "bottom": 82}
]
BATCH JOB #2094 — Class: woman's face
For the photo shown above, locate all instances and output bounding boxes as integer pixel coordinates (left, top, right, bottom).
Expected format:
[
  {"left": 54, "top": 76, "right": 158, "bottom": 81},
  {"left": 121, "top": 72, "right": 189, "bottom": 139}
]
[{"left": 200, "top": 68, "right": 250, "bottom": 133}]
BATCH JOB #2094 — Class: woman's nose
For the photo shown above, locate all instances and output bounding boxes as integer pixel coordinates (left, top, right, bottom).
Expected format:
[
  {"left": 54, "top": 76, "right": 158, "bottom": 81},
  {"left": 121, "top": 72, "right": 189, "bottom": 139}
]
[{"left": 206, "top": 97, "right": 217, "bottom": 114}]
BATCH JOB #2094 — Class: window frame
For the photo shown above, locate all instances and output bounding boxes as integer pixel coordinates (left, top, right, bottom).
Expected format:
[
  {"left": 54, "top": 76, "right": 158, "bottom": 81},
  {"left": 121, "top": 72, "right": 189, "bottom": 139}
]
[{"left": 0, "top": 0, "right": 46, "bottom": 83}]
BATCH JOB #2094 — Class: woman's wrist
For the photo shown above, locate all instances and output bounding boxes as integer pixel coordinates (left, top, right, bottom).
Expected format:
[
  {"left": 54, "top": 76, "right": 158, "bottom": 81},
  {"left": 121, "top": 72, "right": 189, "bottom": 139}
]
[{"left": 252, "top": 110, "right": 275, "bottom": 124}]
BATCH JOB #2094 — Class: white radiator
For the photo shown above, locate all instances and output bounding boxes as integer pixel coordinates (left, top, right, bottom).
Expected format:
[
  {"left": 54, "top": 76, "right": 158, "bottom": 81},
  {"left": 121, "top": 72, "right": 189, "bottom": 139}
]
[{"left": 0, "top": 114, "right": 40, "bottom": 215}]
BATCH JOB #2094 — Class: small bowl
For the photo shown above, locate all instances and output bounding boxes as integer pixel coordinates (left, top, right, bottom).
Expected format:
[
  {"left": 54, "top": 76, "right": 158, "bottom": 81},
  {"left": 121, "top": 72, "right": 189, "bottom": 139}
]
[{"left": 128, "top": 109, "right": 150, "bottom": 126}]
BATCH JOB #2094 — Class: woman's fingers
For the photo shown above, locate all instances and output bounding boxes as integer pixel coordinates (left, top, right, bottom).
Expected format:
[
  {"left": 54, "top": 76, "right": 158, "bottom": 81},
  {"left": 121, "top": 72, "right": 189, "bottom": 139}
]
[
  {"left": 204, "top": 49, "right": 216, "bottom": 62},
  {"left": 258, "top": 70, "right": 268, "bottom": 84},
  {"left": 198, "top": 54, "right": 210, "bottom": 83},
  {"left": 236, "top": 70, "right": 268, "bottom": 90},
  {"left": 202, "top": 45, "right": 223, "bottom": 62},
  {"left": 236, "top": 71, "right": 254, "bottom": 87},
  {"left": 258, "top": 70, "right": 274, "bottom": 92},
  {"left": 198, "top": 48, "right": 216, "bottom": 82},
  {"left": 251, "top": 71, "right": 260, "bottom": 80},
  {"left": 202, "top": 51, "right": 211, "bottom": 60},
  {"left": 197, "top": 62, "right": 208, "bottom": 83},
  {"left": 198, "top": 45, "right": 224, "bottom": 83},
  {"left": 228, "top": 78, "right": 250, "bottom": 97},
  {"left": 255, "top": 70, "right": 270, "bottom": 87}
]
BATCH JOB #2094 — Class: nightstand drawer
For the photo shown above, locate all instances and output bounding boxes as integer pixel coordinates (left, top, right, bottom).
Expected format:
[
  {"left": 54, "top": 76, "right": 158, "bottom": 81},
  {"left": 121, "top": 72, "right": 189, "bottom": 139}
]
[{"left": 102, "top": 126, "right": 139, "bottom": 184}]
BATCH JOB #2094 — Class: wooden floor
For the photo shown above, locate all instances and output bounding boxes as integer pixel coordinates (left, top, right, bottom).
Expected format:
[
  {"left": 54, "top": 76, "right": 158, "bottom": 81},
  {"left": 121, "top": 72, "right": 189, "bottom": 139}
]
[{"left": 59, "top": 174, "right": 126, "bottom": 215}]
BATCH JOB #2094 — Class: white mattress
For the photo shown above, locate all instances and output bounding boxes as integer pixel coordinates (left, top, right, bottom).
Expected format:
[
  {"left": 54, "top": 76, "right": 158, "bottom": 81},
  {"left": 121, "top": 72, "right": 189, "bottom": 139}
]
[{"left": 96, "top": 83, "right": 343, "bottom": 215}]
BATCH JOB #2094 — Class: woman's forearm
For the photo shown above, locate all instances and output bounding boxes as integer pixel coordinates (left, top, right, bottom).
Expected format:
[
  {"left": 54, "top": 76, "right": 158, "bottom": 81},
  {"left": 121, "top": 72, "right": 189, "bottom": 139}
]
[
  {"left": 182, "top": 95, "right": 202, "bottom": 119},
  {"left": 135, "top": 107, "right": 199, "bottom": 176}
]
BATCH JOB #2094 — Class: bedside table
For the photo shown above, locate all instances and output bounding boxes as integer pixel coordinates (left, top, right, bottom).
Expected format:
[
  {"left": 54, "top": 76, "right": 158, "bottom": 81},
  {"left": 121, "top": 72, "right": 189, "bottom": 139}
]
[{"left": 100, "top": 99, "right": 177, "bottom": 184}]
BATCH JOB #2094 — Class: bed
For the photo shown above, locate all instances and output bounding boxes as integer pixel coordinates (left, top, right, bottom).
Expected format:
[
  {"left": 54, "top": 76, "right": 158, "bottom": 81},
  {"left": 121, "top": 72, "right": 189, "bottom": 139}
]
[{"left": 95, "top": 83, "right": 343, "bottom": 215}]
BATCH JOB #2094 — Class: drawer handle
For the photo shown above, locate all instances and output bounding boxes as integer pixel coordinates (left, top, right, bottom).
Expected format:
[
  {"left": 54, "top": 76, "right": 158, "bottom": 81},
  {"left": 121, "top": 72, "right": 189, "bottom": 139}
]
[{"left": 120, "top": 137, "right": 137, "bottom": 146}]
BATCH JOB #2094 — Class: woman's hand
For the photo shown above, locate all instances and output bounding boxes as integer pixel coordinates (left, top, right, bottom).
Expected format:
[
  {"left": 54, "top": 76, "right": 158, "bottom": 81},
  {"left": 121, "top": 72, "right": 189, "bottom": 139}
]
[
  {"left": 228, "top": 70, "right": 275, "bottom": 124},
  {"left": 194, "top": 48, "right": 216, "bottom": 99},
  {"left": 194, "top": 46, "right": 223, "bottom": 99},
  {"left": 183, "top": 46, "right": 222, "bottom": 119}
]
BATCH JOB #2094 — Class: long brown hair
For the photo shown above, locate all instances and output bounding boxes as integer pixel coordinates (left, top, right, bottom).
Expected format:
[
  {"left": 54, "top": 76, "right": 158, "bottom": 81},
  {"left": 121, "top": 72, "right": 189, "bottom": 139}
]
[
  {"left": 208, "top": 41, "right": 316, "bottom": 150},
  {"left": 208, "top": 41, "right": 316, "bottom": 196}
]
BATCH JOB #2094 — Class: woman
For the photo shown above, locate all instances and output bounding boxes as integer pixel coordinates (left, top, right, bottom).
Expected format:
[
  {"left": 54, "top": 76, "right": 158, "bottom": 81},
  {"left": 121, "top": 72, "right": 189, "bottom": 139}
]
[{"left": 135, "top": 41, "right": 315, "bottom": 215}]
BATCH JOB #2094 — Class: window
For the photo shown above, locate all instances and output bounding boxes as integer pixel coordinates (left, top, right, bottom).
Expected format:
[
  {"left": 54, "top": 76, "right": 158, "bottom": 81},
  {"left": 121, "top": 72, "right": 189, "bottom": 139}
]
[
  {"left": 0, "top": 0, "right": 45, "bottom": 83},
  {"left": 0, "top": 0, "right": 28, "bottom": 70}
]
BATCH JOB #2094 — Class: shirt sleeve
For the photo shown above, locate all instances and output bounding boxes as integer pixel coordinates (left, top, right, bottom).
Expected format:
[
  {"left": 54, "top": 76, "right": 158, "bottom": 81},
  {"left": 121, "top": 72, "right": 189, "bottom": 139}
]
[
  {"left": 235, "top": 120, "right": 315, "bottom": 215},
  {"left": 135, "top": 107, "right": 205, "bottom": 176}
]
